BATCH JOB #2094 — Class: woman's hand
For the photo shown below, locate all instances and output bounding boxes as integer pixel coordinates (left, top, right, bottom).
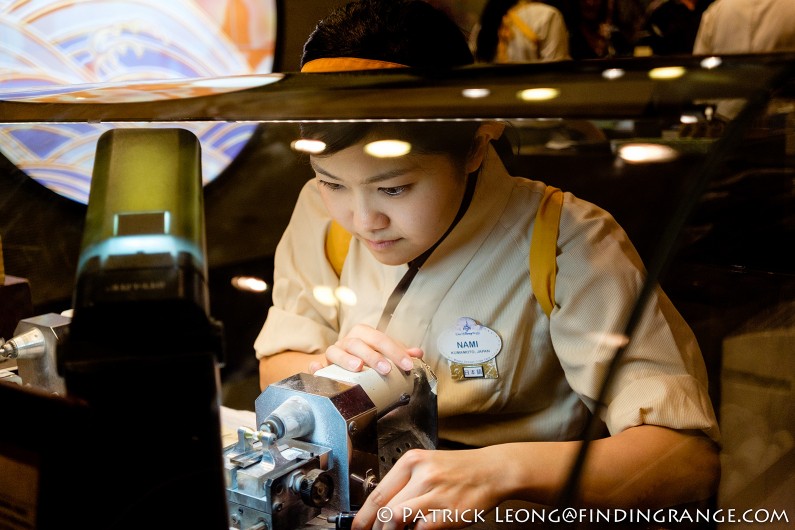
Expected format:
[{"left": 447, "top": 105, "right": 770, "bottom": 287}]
[
  {"left": 348, "top": 426, "right": 720, "bottom": 528},
  {"left": 353, "top": 448, "right": 505, "bottom": 530},
  {"left": 309, "top": 323, "right": 423, "bottom": 375}
]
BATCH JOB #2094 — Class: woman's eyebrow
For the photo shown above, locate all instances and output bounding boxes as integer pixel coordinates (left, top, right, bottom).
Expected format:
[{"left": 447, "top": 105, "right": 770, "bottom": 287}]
[{"left": 310, "top": 160, "right": 410, "bottom": 184}]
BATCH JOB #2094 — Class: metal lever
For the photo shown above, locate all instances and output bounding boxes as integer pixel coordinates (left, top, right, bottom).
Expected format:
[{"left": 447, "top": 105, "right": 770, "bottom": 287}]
[{"left": 328, "top": 512, "right": 356, "bottom": 529}]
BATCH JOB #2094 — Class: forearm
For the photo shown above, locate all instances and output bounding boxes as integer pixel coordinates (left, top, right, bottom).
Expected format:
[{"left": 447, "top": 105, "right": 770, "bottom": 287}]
[
  {"left": 258, "top": 350, "right": 321, "bottom": 390},
  {"left": 486, "top": 425, "right": 720, "bottom": 508}
]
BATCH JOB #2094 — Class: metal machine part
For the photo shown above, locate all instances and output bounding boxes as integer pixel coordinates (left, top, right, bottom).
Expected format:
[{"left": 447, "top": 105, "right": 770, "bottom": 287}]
[
  {"left": 223, "top": 359, "right": 438, "bottom": 530},
  {"left": 0, "top": 313, "right": 70, "bottom": 394},
  {"left": 0, "top": 367, "right": 22, "bottom": 385},
  {"left": 225, "top": 426, "right": 334, "bottom": 530}
]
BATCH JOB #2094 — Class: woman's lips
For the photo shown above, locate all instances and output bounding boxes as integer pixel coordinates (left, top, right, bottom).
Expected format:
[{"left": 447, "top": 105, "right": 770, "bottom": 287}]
[{"left": 364, "top": 238, "right": 399, "bottom": 251}]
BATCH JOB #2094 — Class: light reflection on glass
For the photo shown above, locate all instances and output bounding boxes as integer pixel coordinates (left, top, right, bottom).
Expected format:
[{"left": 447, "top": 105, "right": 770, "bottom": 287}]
[
  {"left": 602, "top": 68, "right": 625, "bottom": 80},
  {"left": 313, "top": 286, "right": 338, "bottom": 307},
  {"left": 618, "top": 143, "right": 679, "bottom": 164},
  {"left": 700, "top": 57, "right": 722, "bottom": 70},
  {"left": 312, "top": 285, "right": 358, "bottom": 307},
  {"left": 364, "top": 140, "right": 411, "bottom": 158},
  {"left": 648, "top": 66, "right": 686, "bottom": 80},
  {"left": 335, "top": 286, "right": 357, "bottom": 306},
  {"left": 586, "top": 331, "right": 630, "bottom": 349},
  {"left": 517, "top": 88, "right": 560, "bottom": 101},
  {"left": 231, "top": 276, "right": 268, "bottom": 293},
  {"left": 190, "top": 75, "right": 282, "bottom": 90},
  {"left": 292, "top": 139, "right": 327, "bottom": 154},
  {"left": 461, "top": 88, "right": 490, "bottom": 99}
]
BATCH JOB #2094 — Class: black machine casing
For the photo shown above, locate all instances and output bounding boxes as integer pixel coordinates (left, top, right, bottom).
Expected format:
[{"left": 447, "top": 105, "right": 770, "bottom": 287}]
[{"left": 56, "top": 128, "right": 228, "bottom": 530}]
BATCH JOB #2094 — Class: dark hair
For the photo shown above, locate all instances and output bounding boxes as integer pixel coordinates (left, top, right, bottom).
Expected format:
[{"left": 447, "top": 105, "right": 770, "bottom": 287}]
[
  {"left": 299, "top": 1, "right": 480, "bottom": 163},
  {"left": 301, "top": 0, "right": 474, "bottom": 69}
]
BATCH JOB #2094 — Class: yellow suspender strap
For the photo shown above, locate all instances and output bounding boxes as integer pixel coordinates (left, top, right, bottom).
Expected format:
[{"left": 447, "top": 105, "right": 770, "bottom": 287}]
[
  {"left": 497, "top": 3, "right": 540, "bottom": 62},
  {"left": 529, "top": 186, "right": 563, "bottom": 317},
  {"left": 326, "top": 220, "right": 352, "bottom": 277},
  {"left": 507, "top": 4, "right": 540, "bottom": 46}
]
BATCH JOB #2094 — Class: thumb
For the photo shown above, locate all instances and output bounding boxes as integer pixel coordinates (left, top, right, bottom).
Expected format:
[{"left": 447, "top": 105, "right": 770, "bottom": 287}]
[{"left": 308, "top": 359, "right": 329, "bottom": 373}]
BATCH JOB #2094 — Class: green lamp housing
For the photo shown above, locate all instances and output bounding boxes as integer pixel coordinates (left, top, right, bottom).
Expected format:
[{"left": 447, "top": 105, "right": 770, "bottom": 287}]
[
  {"left": 58, "top": 127, "right": 229, "bottom": 529},
  {"left": 74, "top": 127, "right": 209, "bottom": 313}
]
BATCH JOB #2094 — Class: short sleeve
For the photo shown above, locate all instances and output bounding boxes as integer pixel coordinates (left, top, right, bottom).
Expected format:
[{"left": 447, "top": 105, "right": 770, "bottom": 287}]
[
  {"left": 254, "top": 180, "right": 344, "bottom": 359},
  {"left": 550, "top": 196, "right": 720, "bottom": 443}
]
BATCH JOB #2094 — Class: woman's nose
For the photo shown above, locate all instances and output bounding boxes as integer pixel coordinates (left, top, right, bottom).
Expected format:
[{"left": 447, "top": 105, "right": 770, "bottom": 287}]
[{"left": 352, "top": 200, "right": 388, "bottom": 233}]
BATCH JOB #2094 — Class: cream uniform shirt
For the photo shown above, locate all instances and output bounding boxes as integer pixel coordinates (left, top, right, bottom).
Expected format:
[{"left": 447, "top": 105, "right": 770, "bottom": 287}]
[
  {"left": 470, "top": 1, "right": 570, "bottom": 63},
  {"left": 692, "top": 0, "right": 795, "bottom": 121},
  {"left": 496, "top": 1, "right": 570, "bottom": 63},
  {"left": 693, "top": 0, "right": 795, "bottom": 55},
  {"left": 255, "top": 146, "right": 720, "bottom": 447}
]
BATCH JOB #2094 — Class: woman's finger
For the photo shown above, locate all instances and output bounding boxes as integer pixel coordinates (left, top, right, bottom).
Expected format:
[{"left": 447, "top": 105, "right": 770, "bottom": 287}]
[
  {"left": 354, "top": 450, "right": 426, "bottom": 529},
  {"left": 346, "top": 325, "right": 421, "bottom": 372},
  {"left": 325, "top": 343, "right": 365, "bottom": 372}
]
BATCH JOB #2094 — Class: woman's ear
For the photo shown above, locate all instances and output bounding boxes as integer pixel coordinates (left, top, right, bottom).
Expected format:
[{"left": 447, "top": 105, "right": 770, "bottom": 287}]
[{"left": 465, "top": 121, "right": 507, "bottom": 173}]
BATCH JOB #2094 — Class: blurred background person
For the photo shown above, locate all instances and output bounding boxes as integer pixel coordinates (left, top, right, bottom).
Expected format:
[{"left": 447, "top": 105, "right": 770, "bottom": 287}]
[
  {"left": 472, "top": 0, "right": 571, "bottom": 63},
  {"left": 693, "top": 0, "right": 795, "bottom": 55},
  {"left": 693, "top": 0, "right": 795, "bottom": 121},
  {"left": 638, "top": 0, "right": 714, "bottom": 55},
  {"left": 563, "top": 0, "right": 649, "bottom": 59}
]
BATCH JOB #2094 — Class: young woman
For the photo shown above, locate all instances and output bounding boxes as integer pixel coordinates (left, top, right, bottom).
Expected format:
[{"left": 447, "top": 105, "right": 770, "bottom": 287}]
[{"left": 255, "top": 1, "right": 719, "bottom": 528}]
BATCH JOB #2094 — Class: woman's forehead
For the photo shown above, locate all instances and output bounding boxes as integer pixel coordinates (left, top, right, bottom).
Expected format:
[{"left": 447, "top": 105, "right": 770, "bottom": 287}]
[
  {"left": 310, "top": 145, "right": 453, "bottom": 182},
  {"left": 301, "top": 121, "right": 478, "bottom": 154},
  {"left": 311, "top": 145, "right": 415, "bottom": 176}
]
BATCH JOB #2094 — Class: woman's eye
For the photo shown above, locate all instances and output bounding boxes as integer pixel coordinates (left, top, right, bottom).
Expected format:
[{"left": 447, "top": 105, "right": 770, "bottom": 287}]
[
  {"left": 379, "top": 185, "right": 408, "bottom": 197},
  {"left": 318, "top": 180, "right": 343, "bottom": 191}
]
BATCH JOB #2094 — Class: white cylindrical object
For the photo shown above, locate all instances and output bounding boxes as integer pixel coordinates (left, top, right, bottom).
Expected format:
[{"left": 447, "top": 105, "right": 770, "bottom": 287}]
[{"left": 314, "top": 360, "right": 415, "bottom": 414}]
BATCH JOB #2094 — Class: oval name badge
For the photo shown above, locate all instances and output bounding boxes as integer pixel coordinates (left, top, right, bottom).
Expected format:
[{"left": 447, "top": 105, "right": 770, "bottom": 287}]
[{"left": 436, "top": 317, "right": 502, "bottom": 364}]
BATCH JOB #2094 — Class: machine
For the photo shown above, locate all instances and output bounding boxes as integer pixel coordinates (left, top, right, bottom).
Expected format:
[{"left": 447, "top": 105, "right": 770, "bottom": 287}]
[
  {"left": 3, "top": 314, "right": 438, "bottom": 530},
  {"left": 1, "top": 126, "right": 439, "bottom": 530},
  {"left": 0, "top": 312, "right": 69, "bottom": 393},
  {"left": 1, "top": 127, "right": 229, "bottom": 530},
  {"left": 224, "top": 360, "right": 438, "bottom": 530},
  {"left": 3, "top": 315, "right": 438, "bottom": 530}
]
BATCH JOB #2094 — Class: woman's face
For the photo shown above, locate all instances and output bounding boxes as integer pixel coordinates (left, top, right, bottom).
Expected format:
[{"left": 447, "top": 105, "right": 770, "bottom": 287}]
[{"left": 311, "top": 140, "right": 469, "bottom": 266}]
